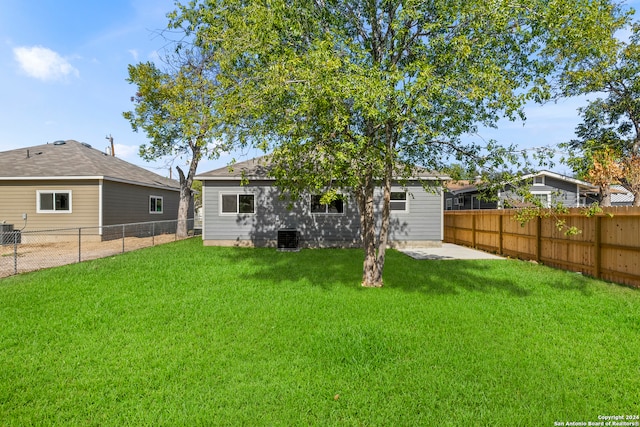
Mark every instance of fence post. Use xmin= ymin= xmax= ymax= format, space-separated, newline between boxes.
xmin=536 ymin=216 xmax=542 ymax=262
xmin=78 ymin=228 xmax=82 ymax=263
xmin=472 ymin=214 xmax=476 ymax=248
xmin=594 ymin=215 xmax=602 ymax=279
xmin=13 ymin=231 xmax=18 ymax=275
xmin=498 ymin=213 xmax=503 ymax=255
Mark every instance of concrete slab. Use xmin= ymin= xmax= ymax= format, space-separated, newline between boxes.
xmin=399 ymin=243 xmax=504 ymax=260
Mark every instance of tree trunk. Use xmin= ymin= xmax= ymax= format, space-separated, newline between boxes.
xmin=358 ymin=173 xmax=384 ymax=288
xmin=374 ymin=154 xmax=394 ymax=283
xmin=633 ymin=190 xmax=640 ymax=207
xmin=599 ymin=184 xmax=612 ymax=207
xmin=175 ymin=142 xmax=202 ymax=239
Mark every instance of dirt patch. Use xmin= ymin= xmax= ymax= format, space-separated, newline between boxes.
xmin=0 ymin=234 xmax=185 ymax=278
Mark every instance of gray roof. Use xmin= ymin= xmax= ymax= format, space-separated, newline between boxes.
xmin=195 ymin=155 xmax=448 ymax=181
xmin=195 ymin=156 xmax=273 ymax=180
xmin=0 ymin=140 xmax=180 ymax=191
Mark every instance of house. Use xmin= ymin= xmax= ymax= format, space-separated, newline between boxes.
xmin=444 ymin=171 xmax=599 ymax=210
xmin=611 ymin=184 xmax=635 ymax=206
xmin=0 ymin=140 xmax=188 ymax=241
xmin=195 ymin=157 xmax=448 ymax=248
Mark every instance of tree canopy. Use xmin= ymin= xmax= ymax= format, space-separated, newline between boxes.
xmin=561 ymin=23 xmax=640 ymax=206
xmin=124 ymin=47 xmax=227 ymax=237
xmin=170 ymin=0 xmax=629 ymax=286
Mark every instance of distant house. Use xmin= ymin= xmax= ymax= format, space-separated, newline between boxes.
xmin=611 ymin=184 xmax=635 ymax=206
xmin=444 ymin=171 xmax=599 ymax=210
xmin=0 ymin=140 xmax=188 ymax=241
xmin=195 ymin=157 xmax=448 ymax=248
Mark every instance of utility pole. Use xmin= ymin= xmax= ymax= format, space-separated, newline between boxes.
xmin=105 ymin=134 xmax=115 ymax=156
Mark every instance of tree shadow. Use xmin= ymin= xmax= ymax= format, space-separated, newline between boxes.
xmin=212 ymin=245 xmax=535 ymax=297
xmin=383 ymin=255 xmax=533 ymax=296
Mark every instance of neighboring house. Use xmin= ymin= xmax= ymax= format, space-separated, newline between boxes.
xmin=195 ymin=157 xmax=448 ymax=248
xmin=444 ymin=180 xmax=496 ymax=211
xmin=611 ymin=184 xmax=635 ymax=206
xmin=0 ymin=140 xmax=189 ymax=241
xmin=444 ymin=171 xmax=599 ymax=210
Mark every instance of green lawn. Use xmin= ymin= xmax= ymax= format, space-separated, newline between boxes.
xmin=0 ymin=238 xmax=638 ymax=426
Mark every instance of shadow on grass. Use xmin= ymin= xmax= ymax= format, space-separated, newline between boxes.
xmin=385 ymin=253 xmax=532 ymax=296
xmin=210 ymin=246 xmax=533 ymax=296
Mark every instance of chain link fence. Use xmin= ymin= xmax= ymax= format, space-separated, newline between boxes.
xmin=0 ymin=219 xmax=197 ymax=278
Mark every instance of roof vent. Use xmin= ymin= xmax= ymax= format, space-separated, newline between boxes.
xmin=80 ymin=142 xmax=92 ymax=148
xmin=52 ymin=140 xmax=66 ymax=146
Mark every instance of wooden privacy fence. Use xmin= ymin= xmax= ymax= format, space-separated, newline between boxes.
xmin=444 ymin=207 xmax=640 ymax=288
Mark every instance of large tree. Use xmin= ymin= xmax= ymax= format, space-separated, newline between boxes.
xmin=561 ymin=100 xmax=626 ymax=206
xmin=562 ymin=23 xmax=640 ymax=206
xmin=124 ymin=47 xmax=226 ymax=238
xmin=171 ymin=0 xmax=627 ymax=286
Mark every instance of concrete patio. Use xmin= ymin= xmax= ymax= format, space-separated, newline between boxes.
xmin=400 ymin=243 xmax=504 ymax=260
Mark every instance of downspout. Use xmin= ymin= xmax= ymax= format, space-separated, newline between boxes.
xmin=98 ymin=179 xmax=103 ymax=236
xmin=200 ymin=183 xmax=206 ymax=240
xmin=440 ymin=185 xmax=444 ymax=241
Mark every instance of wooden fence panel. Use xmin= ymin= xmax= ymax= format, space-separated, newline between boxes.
xmin=444 ymin=207 xmax=640 ymax=288
xmin=600 ymin=214 xmax=640 ymax=285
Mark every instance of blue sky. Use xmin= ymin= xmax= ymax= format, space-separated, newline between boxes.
xmin=0 ymin=1 xmax=637 ymax=178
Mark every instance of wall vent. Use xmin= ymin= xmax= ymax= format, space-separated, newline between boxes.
xmin=277 ymin=229 xmax=299 ymax=251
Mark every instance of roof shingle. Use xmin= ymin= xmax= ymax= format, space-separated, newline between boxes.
xmin=0 ymin=140 xmax=179 ymax=190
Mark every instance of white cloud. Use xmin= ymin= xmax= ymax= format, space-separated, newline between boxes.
xmin=128 ymin=49 xmax=139 ymax=61
xmin=13 ymin=46 xmax=79 ymax=82
xmin=113 ymin=143 xmax=139 ymax=159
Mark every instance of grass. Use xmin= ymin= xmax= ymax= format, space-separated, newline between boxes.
xmin=0 ymin=238 xmax=638 ymax=426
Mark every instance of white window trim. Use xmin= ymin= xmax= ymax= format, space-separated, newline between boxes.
xmin=36 ymin=190 xmax=72 ymax=213
xmin=310 ymin=194 xmax=346 ymax=215
xmin=471 ymin=195 xmax=480 ymax=210
xmin=219 ymin=192 xmax=256 ymax=215
xmin=446 ymin=198 xmax=453 ymax=210
xmin=390 ymin=190 xmax=409 ymax=213
xmin=533 ymin=175 xmax=545 ymax=186
xmin=530 ymin=191 xmax=551 ymax=208
xmin=149 ymin=195 xmax=164 ymax=214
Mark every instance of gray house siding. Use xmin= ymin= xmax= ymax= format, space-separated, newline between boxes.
xmin=202 ymin=180 xmax=442 ymax=247
xmin=383 ymin=183 xmax=443 ymax=242
xmin=102 ymin=180 xmax=182 ymax=226
xmin=529 ymin=176 xmax=577 ymax=206
xmin=501 ymin=176 xmax=592 ymax=207
xmin=445 ymin=173 xmax=599 ymax=210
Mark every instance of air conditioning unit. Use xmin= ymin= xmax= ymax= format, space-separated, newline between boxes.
xmin=277 ymin=229 xmax=299 ymax=251
xmin=0 ymin=224 xmax=20 ymax=245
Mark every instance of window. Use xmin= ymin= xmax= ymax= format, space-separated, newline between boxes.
xmin=531 ymin=192 xmax=551 ymax=208
xmin=150 ymin=196 xmax=163 ymax=214
xmin=221 ymin=194 xmax=255 ymax=214
xmin=390 ymin=191 xmax=408 ymax=212
xmin=533 ymin=175 xmax=545 ymax=186
xmin=37 ymin=190 xmax=71 ymax=213
xmin=311 ymin=195 xmax=344 ymax=214
xmin=446 ymin=198 xmax=453 ymax=210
